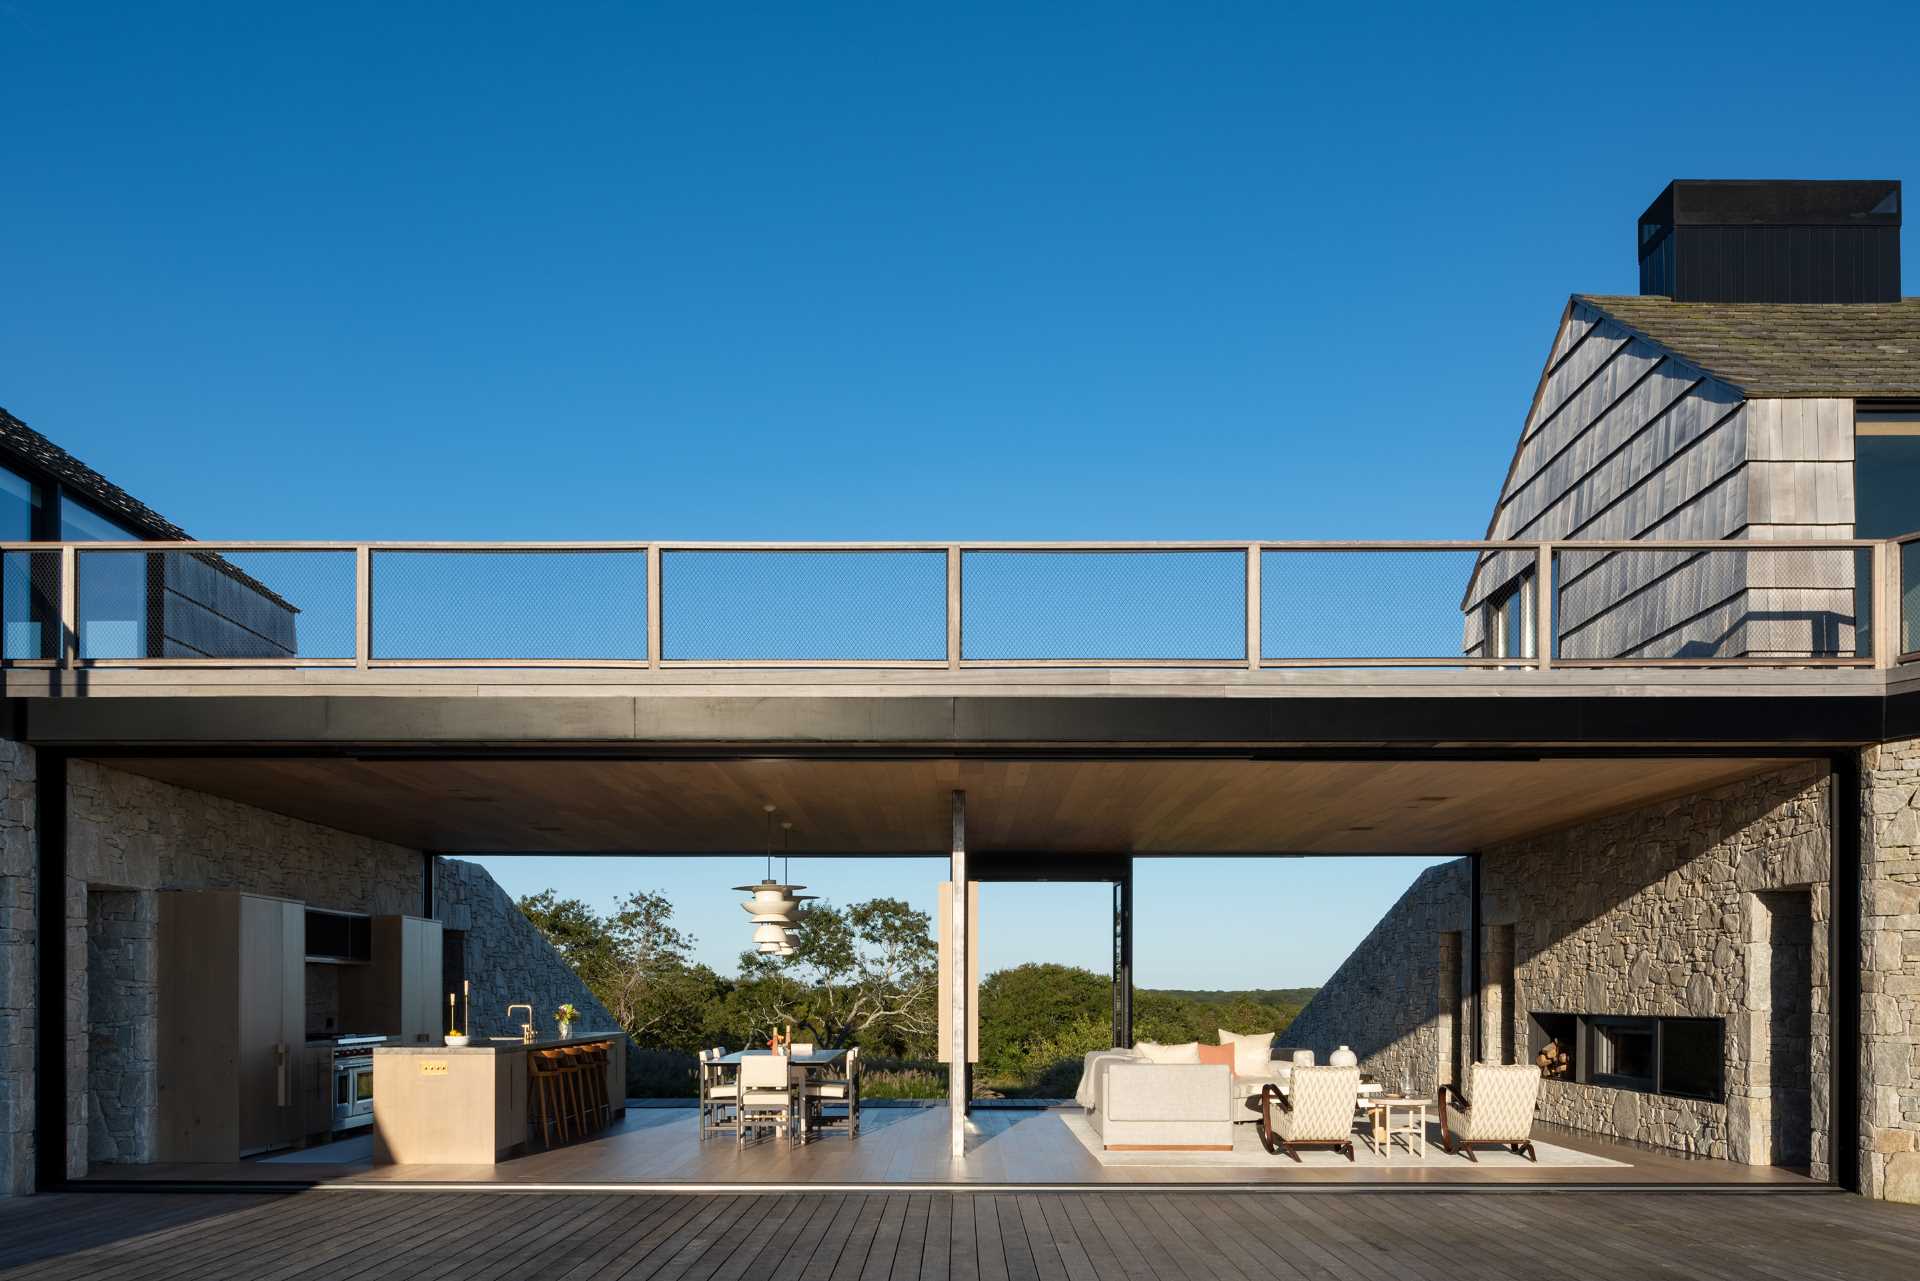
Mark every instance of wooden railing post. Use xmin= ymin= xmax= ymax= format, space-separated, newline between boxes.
xmin=646 ymin=545 xmax=663 ymax=668
xmin=354 ymin=546 xmax=372 ymax=670
xmin=1872 ymin=541 xmax=1899 ymax=669
xmin=58 ymin=545 xmax=77 ymax=667
xmin=1534 ymin=543 xmax=1554 ymax=670
xmin=947 ymin=546 xmax=962 ymax=669
xmin=1246 ymin=543 xmax=1262 ymax=670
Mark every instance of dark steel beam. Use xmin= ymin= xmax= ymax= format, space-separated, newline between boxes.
xmin=15 ymin=691 xmax=1891 ymax=752
xmin=34 ymin=750 xmax=67 ymax=1193
xmin=1831 ymin=752 xmax=1862 ymax=1194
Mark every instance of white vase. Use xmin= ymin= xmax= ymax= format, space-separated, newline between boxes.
xmin=557 ymin=1021 xmax=573 ymax=1040
xmin=1330 ymin=1045 xmax=1358 ymax=1068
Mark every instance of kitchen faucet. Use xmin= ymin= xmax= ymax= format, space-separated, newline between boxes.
xmin=506 ymin=1004 xmax=535 ymax=1043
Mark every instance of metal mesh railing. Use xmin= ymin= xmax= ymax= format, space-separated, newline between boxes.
xmin=1901 ymin=538 xmax=1920 ymax=661
xmin=961 ymin=549 xmax=1245 ymax=662
xmin=372 ymin=549 xmax=649 ymax=661
xmin=1553 ymin=545 xmax=1861 ymax=661
xmin=2 ymin=551 xmax=61 ymax=661
xmin=2 ymin=537 xmax=1901 ymax=671
xmin=73 ymin=548 xmax=355 ymax=661
xmin=661 ymin=549 xmax=946 ymax=662
xmin=1262 ymin=549 xmax=1485 ymax=662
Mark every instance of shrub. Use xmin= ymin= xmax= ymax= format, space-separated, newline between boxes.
xmin=626 ymin=1046 xmax=698 ymax=1098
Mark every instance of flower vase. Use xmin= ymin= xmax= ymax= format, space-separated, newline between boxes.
xmin=557 ymin=1021 xmax=573 ymax=1040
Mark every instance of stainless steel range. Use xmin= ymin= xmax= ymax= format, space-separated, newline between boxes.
xmin=325 ymin=1034 xmax=387 ymax=1131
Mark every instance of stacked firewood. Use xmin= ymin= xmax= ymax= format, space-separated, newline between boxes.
xmin=1535 ymin=1038 xmax=1571 ymax=1079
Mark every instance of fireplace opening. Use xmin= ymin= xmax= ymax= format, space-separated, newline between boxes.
xmin=1529 ymin=1011 xmax=1576 ymax=1079
xmin=1527 ymin=1012 xmax=1724 ymax=1100
xmin=1589 ymin=1017 xmax=1656 ymax=1090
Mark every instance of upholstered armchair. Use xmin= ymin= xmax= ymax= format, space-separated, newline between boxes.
xmin=1256 ymin=1066 xmax=1361 ymax=1161
xmin=1438 ymin=1062 xmax=1541 ymax=1161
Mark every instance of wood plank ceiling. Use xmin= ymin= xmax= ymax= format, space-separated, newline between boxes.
xmin=91 ymin=754 xmax=1801 ymax=857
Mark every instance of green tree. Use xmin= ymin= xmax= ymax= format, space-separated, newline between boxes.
xmin=977 ymin=963 xmax=1109 ymax=1075
xmin=515 ymin=887 xmax=699 ymax=1048
xmin=739 ymin=897 xmax=937 ymax=1050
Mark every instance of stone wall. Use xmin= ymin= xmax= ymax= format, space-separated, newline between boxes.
xmin=434 ymin=859 xmax=629 ymax=1080
xmin=1484 ymin=763 xmax=1831 ymax=1171
xmin=0 ymin=748 xmax=628 ymax=1192
xmin=61 ymin=760 xmax=427 ymax=1179
xmin=1283 ymin=763 xmax=1834 ymax=1174
xmin=1862 ymin=736 xmax=1920 ymax=1203
xmin=0 ymin=740 xmax=35 ymax=1196
xmin=85 ymin=889 xmax=155 ymax=1164
xmin=66 ymin=761 xmax=424 ymax=917
xmin=1283 ymin=860 xmax=1471 ymax=1100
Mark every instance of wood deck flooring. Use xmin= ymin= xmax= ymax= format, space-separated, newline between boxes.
xmin=80 ymin=1104 xmax=1816 ymax=1189
xmin=5 ymin=1185 xmax=1917 ymax=1281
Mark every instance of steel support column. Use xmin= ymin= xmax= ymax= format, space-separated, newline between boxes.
xmin=1469 ymin=852 xmax=1484 ymax=1069
xmin=34 ymin=750 xmax=67 ymax=1192
xmin=1831 ymin=752 xmax=1862 ymax=1193
xmin=1112 ymin=862 xmax=1134 ymax=1049
xmin=947 ymin=789 xmax=967 ymax=1160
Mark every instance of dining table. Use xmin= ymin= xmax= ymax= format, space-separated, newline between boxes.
xmin=713 ymin=1049 xmax=852 ymax=1138
xmin=715 ymin=1049 xmax=847 ymax=1068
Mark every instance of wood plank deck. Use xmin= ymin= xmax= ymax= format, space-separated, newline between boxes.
xmin=79 ymin=1105 xmax=1816 ymax=1189
xmin=5 ymin=1187 xmax=1918 ymax=1281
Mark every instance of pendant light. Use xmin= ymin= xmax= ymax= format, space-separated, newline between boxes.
xmin=733 ymin=804 xmax=811 ymax=956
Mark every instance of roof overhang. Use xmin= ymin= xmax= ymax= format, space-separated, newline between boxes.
xmin=86 ymin=752 xmax=1812 ymax=858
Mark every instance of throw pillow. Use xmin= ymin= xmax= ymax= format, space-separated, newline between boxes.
xmin=1195 ymin=1043 xmax=1235 ymax=1068
xmin=1218 ymin=1028 xmax=1275 ymax=1077
xmin=1134 ymin=1040 xmax=1202 ymax=1065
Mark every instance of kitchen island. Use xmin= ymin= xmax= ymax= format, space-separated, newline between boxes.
xmin=372 ymin=1033 xmax=627 ymax=1164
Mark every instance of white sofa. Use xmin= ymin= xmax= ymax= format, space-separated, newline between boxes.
xmin=1077 ymin=1048 xmax=1290 ymax=1149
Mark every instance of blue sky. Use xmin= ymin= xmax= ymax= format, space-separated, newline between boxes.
xmin=5 ymin=3 xmax=1916 ymax=982
xmin=465 ymin=854 xmax=1440 ymax=989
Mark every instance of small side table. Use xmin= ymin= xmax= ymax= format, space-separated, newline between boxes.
xmin=1364 ymin=1096 xmax=1428 ymax=1159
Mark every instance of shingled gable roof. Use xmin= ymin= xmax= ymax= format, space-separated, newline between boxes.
xmin=0 ymin=404 xmax=192 ymax=539
xmin=0 ymin=405 xmax=299 ymax=613
xmin=1575 ymin=294 xmax=1920 ymax=399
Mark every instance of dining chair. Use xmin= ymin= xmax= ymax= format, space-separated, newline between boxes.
xmin=699 ymin=1047 xmax=738 ymax=1139
xmin=803 ymin=1046 xmax=860 ymax=1137
xmin=789 ymin=1042 xmax=816 ymax=1055
xmin=737 ymin=1051 xmax=797 ymax=1146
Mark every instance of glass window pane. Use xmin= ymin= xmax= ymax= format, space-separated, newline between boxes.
xmin=1 ymin=468 xmax=48 ymax=658
xmin=0 ymin=467 xmax=38 ymax=542
xmin=1855 ymin=418 xmax=1920 ymax=539
xmin=60 ymin=497 xmax=140 ymax=542
xmin=1659 ymin=1019 xmax=1722 ymax=1100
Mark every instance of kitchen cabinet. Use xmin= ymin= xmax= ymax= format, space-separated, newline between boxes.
xmin=343 ymin=916 xmax=444 ymax=1044
xmin=299 ymin=1044 xmax=335 ymax=1140
xmin=155 ymin=891 xmax=306 ymax=1161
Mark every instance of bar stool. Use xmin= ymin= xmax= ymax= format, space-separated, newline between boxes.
xmin=574 ymin=1042 xmax=613 ymax=1131
xmin=530 ymin=1050 xmax=573 ymax=1148
xmin=556 ymin=1046 xmax=592 ymax=1136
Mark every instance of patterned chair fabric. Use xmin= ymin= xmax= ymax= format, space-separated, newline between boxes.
xmin=1440 ymin=1062 xmax=1540 ymax=1161
xmin=1257 ymin=1066 xmax=1360 ymax=1161
xmin=1273 ymin=1067 xmax=1361 ymax=1142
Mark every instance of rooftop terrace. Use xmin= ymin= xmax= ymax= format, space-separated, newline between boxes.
xmin=4 ymin=536 xmax=1915 ymax=678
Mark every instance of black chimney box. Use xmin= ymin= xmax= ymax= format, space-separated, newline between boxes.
xmin=1638 ymin=179 xmax=1900 ymax=303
